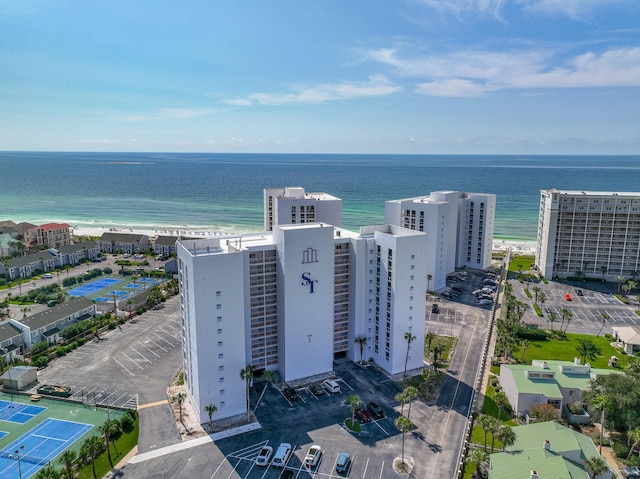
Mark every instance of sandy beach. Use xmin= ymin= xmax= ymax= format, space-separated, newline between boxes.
xmin=71 ymin=225 xmax=537 ymax=254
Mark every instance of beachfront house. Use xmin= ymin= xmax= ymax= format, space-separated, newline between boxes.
xmin=56 ymin=240 xmax=100 ymax=266
xmin=0 ymin=249 xmax=59 ymax=281
xmin=99 ymin=232 xmax=149 ymax=254
xmin=19 ymin=297 xmax=96 ymax=348
xmin=153 ymin=235 xmax=179 ymax=256
xmin=0 ymin=321 xmax=26 ymax=363
xmin=25 ymin=223 xmax=71 ymax=249
xmin=499 ymin=359 xmax=618 ymax=421
xmin=488 ymin=421 xmax=612 ymax=479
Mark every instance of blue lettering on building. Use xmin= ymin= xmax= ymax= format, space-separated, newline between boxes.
xmin=301 ymin=272 xmax=318 ymax=294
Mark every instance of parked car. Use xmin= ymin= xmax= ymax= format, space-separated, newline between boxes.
xmin=431 ymin=304 xmax=440 ymax=314
xmin=309 ymin=383 xmax=325 ymax=396
xmin=622 ymin=466 xmax=640 ymax=478
xmin=575 ymin=289 xmax=583 ymax=296
xmin=564 ymin=293 xmax=572 ymax=301
xmin=255 ymin=445 xmax=273 ymax=466
xmin=367 ymin=401 xmax=385 ymax=419
xmin=322 ymin=379 xmax=341 ymax=393
xmin=482 ymin=287 xmax=495 ymax=294
xmin=478 ymin=299 xmax=492 ymax=306
xmin=90 ymin=257 xmax=102 ymax=262
xmin=452 ymin=286 xmax=463 ymax=293
xmin=272 ymin=443 xmax=292 ymax=468
xmin=304 ymin=445 xmax=322 ymax=467
xmin=336 ymin=452 xmax=352 ymax=474
xmin=283 ymin=388 xmax=300 ymax=402
xmin=354 ymin=407 xmax=372 ymax=423
xmin=41 ymin=273 xmax=53 ymax=279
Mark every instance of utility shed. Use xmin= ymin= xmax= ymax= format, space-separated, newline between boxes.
xmin=1 ymin=366 xmax=38 ymax=390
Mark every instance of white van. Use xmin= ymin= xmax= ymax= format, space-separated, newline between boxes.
xmin=272 ymin=443 xmax=292 ymax=468
xmin=323 ymin=379 xmax=341 ymax=393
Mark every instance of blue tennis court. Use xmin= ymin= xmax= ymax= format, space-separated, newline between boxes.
xmin=68 ymin=278 xmax=121 ymax=297
xmin=0 ymin=418 xmax=92 ymax=479
xmin=0 ymin=402 xmax=45 ymax=424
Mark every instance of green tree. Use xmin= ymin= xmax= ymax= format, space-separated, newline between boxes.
xmin=494 ymin=391 xmax=510 ymax=421
xmin=354 ymin=336 xmax=367 ymax=365
xmin=403 ymin=385 xmax=419 ymax=421
xmin=346 ymin=394 xmax=361 ymax=429
xmin=98 ymin=420 xmax=116 ymax=467
xmin=547 ymin=311 xmax=557 ymax=330
xmin=519 ymin=339 xmax=530 ymax=362
xmin=496 ymin=425 xmax=516 ymax=451
xmin=240 ymin=364 xmax=255 ymax=422
xmin=488 ymin=416 xmax=501 ymax=453
xmin=616 ymin=275 xmax=626 ymax=294
xmin=560 ymin=308 xmax=573 ymax=332
xmin=425 ymin=331 xmax=436 ymax=358
xmin=432 ymin=343 xmax=446 ymax=370
xmin=576 ymin=339 xmax=601 ymax=366
xmin=600 ymin=265 xmax=607 ymax=283
xmin=590 ymin=394 xmax=611 ymax=454
xmin=529 ymin=403 xmax=558 ymax=422
xmin=403 ymin=332 xmax=416 ymax=381
xmin=597 ymin=313 xmax=609 ymax=337
xmin=80 ymin=435 xmax=104 ymax=479
xmin=58 ymin=444 xmax=77 ymax=479
xmin=395 ymin=415 xmax=413 ymax=472
xmin=171 ymin=392 xmax=186 ymax=423
xmin=626 ymin=427 xmax=640 ymax=460
xmin=584 ymin=455 xmax=608 ymax=479
xmin=532 ymin=286 xmax=541 ymax=306
xmin=476 ymin=414 xmax=492 ymax=451
xmin=464 ymin=448 xmax=489 ymax=478
xmin=34 ymin=465 xmax=61 ymax=479
xmin=204 ymin=403 xmax=217 ymax=431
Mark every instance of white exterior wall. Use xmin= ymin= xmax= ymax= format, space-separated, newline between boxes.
xmin=264 ymin=187 xmax=342 ymax=231
xmin=178 ymin=240 xmax=247 ymax=422
xmin=274 ymin=224 xmax=335 ymax=381
xmin=456 ymin=192 xmax=496 ymax=270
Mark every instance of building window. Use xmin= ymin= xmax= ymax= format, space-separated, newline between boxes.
xmin=220 ymin=389 xmax=225 ymax=395
xmin=217 ymin=328 xmax=223 ymax=334
xmin=410 ymin=265 xmax=415 ymax=270
xmin=411 ymin=254 xmax=415 ymax=259
xmin=218 ymin=353 xmax=223 ymax=359
xmin=216 ymin=304 xmax=222 ymax=310
xmin=218 ymin=365 xmax=224 ymax=371
xmin=217 ymin=316 xmax=222 ymax=322
xmin=220 ymin=401 xmax=225 ymax=407
xmin=219 ymin=377 xmax=224 ymax=383
xmin=216 ymin=291 xmax=221 ymax=297
xmin=217 ymin=341 xmax=223 ymax=347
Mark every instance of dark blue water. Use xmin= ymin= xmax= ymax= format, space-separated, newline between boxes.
xmin=1 ymin=151 xmax=639 ymax=241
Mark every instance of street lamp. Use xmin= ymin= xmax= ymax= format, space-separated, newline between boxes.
xmin=9 ymin=445 xmax=24 ymax=479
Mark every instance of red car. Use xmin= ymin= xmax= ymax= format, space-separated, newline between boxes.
xmin=564 ymin=293 xmax=572 ymax=301
xmin=354 ymin=407 xmax=372 ymax=423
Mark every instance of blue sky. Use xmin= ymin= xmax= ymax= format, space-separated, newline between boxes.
xmin=1 ymin=0 xmax=639 ymax=154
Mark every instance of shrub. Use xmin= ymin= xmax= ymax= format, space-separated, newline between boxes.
xmin=612 ymin=441 xmax=630 ymax=458
xmin=56 ymin=346 xmax=67 ymax=357
xmin=108 ymin=321 xmax=116 ymax=330
xmin=532 ymin=304 xmax=543 ymax=316
xmin=524 ymin=288 xmax=532 ymax=298
xmin=517 ymin=329 xmax=548 ymax=341
xmin=103 ymin=267 xmax=112 ymax=274
xmin=540 ymin=275 xmax=548 ymax=284
xmin=32 ymin=356 xmax=48 ymax=368
xmin=31 ymin=341 xmax=49 ymax=356
xmin=120 ymin=413 xmax=134 ymax=432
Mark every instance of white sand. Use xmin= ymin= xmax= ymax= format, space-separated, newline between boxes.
xmin=71 ymin=225 xmax=537 ymax=253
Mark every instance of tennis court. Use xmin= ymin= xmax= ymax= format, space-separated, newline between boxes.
xmin=0 ymin=418 xmax=92 ymax=479
xmin=0 ymin=401 xmax=45 ymax=425
xmin=68 ymin=278 xmax=121 ymax=297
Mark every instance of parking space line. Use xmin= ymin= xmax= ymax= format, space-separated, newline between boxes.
xmin=362 ymin=457 xmax=369 ymax=478
xmin=121 ymin=352 xmax=144 ymax=369
xmin=113 ymin=357 xmax=135 ymax=376
xmin=371 ymin=419 xmax=389 ymax=436
xmin=145 ymin=336 xmax=168 ymax=352
xmin=130 ymin=346 xmax=152 ymax=363
xmin=153 ymin=331 xmax=175 ymax=347
xmin=138 ymin=340 xmax=161 ymax=358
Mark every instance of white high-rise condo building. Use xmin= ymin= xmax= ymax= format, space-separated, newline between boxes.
xmin=385 ymin=191 xmax=496 ymax=291
xmin=264 ymin=186 xmax=343 ymax=231
xmin=177 ymin=222 xmax=427 ymax=423
xmin=536 ymin=189 xmax=640 ymax=281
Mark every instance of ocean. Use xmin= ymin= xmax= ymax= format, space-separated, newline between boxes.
xmin=2 ymin=151 xmax=640 ymax=242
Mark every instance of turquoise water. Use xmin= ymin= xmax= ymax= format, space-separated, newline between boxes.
xmin=2 ymin=152 xmax=639 ymax=241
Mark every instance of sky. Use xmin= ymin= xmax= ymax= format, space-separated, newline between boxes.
xmin=1 ymin=0 xmax=639 ymax=154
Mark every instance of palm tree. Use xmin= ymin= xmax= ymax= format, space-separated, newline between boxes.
xmin=254 ymin=369 xmax=275 ymax=411
xmin=562 ymin=308 xmax=573 ymax=332
xmin=616 ymin=275 xmax=625 ymax=294
xmin=346 ymin=394 xmax=361 ymax=428
xmin=624 ymin=280 xmax=637 ymax=297
xmin=532 ymin=286 xmax=541 ymax=306
xmin=600 ymin=265 xmax=607 ymax=283
xmin=354 ymin=337 xmax=367 ymax=364
xmin=425 ymin=331 xmax=436 ymax=359
xmin=403 ymin=385 xmax=419 ymax=420
xmin=403 ymin=332 xmax=416 ymax=381
xmin=426 ymin=274 xmax=432 ymax=295
xmin=626 ymin=427 xmax=640 ymax=460
xmin=432 ymin=343 xmax=446 ymax=370
xmin=395 ymin=389 xmax=410 ymax=416
xmin=464 ymin=448 xmax=489 ymax=478
xmin=547 ymin=311 xmax=557 ymax=330
xmin=576 ymin=339 xmax=601 ymax=366
xmin=476 ymin=414 xmax=492 ymax=451
xmin=80 ymin=435 xmax=104 ymax=479
xmin=488 ymin=416 xmax=502 ymax=453
xmin=597 ymin=313 xmax=610 ymax=337
xmin=34 ymin=465 xmax=61 ymax=479
xmin=58 ymin=449 xmax=77 ymax=479
xmin=496 ymin=425 xmax=516 ymax=451
xmin=539 ymin=291 xmax=547 ymax=311
xmin=204 ymin=403 xmax=217 ymax=431
xmin=98 ymin=420 xmax=115 ymax=467
xmin=126 ymin=298 xmax=133 ymax=317
xmin=240 ymin=364 xmax=255 ymax=422
xmin=171 ymin=392 xmax=186 ymax=423
xmin=584 ymin=455 xmax=608 ymax=479
xmin=519 ymin=339 xmax=530 ymax=362
xmin=590 ymin=395 xmax=610 ymax=454
xmin=395 ymin=416 xmax=413 ymax=471
xmin=494 ymin=391 xmax=509 ymax=421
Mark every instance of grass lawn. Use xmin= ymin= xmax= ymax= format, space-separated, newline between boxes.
xmin=517 ymin=332 xmax=629 ymax=370
xmin=509 ymin=255 xmax=535 ymax=273
xmin=78 ymin=419 xmax=139 ymax=479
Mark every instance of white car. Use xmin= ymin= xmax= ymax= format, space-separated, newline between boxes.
xmin=41 ymin=273 xmax=53 ymax=279
xmin=255 ymin=445 xmax=273 ymax=466
xmin=304 ymin=445 xmax=322 ymax=467
xmin=478 ymin=299 xmax=493 ymax=306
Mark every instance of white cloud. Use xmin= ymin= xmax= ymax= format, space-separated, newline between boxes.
xmin=367 ymin=46 xmax=640 ymax=97
xmin=223 ymin=74 xmax=401 ymax=106
xmin=116 ymin=108 xmax=215 ymax=122
xmin=519 ymin=0 xmax=624 ymax=20
xmin=412 ymin=0 xmax=506 ymax=19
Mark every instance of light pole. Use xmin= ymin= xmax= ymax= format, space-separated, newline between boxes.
xmin=9 ymin=445 xmax=24 ymax=479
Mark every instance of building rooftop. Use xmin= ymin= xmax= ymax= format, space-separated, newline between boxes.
xmin=545 ymin=188 xmax=640 ymax=197
xmin=20 ymin=297 xmax=94 ymax=331
xmin=0 ymin=322 xmax=23 ymax=342
xmin=99 ymin=232 xmax=148 ymax=243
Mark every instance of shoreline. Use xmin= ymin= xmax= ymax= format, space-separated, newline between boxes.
xmin=70 ymin=224 xmax=537 ymax=254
